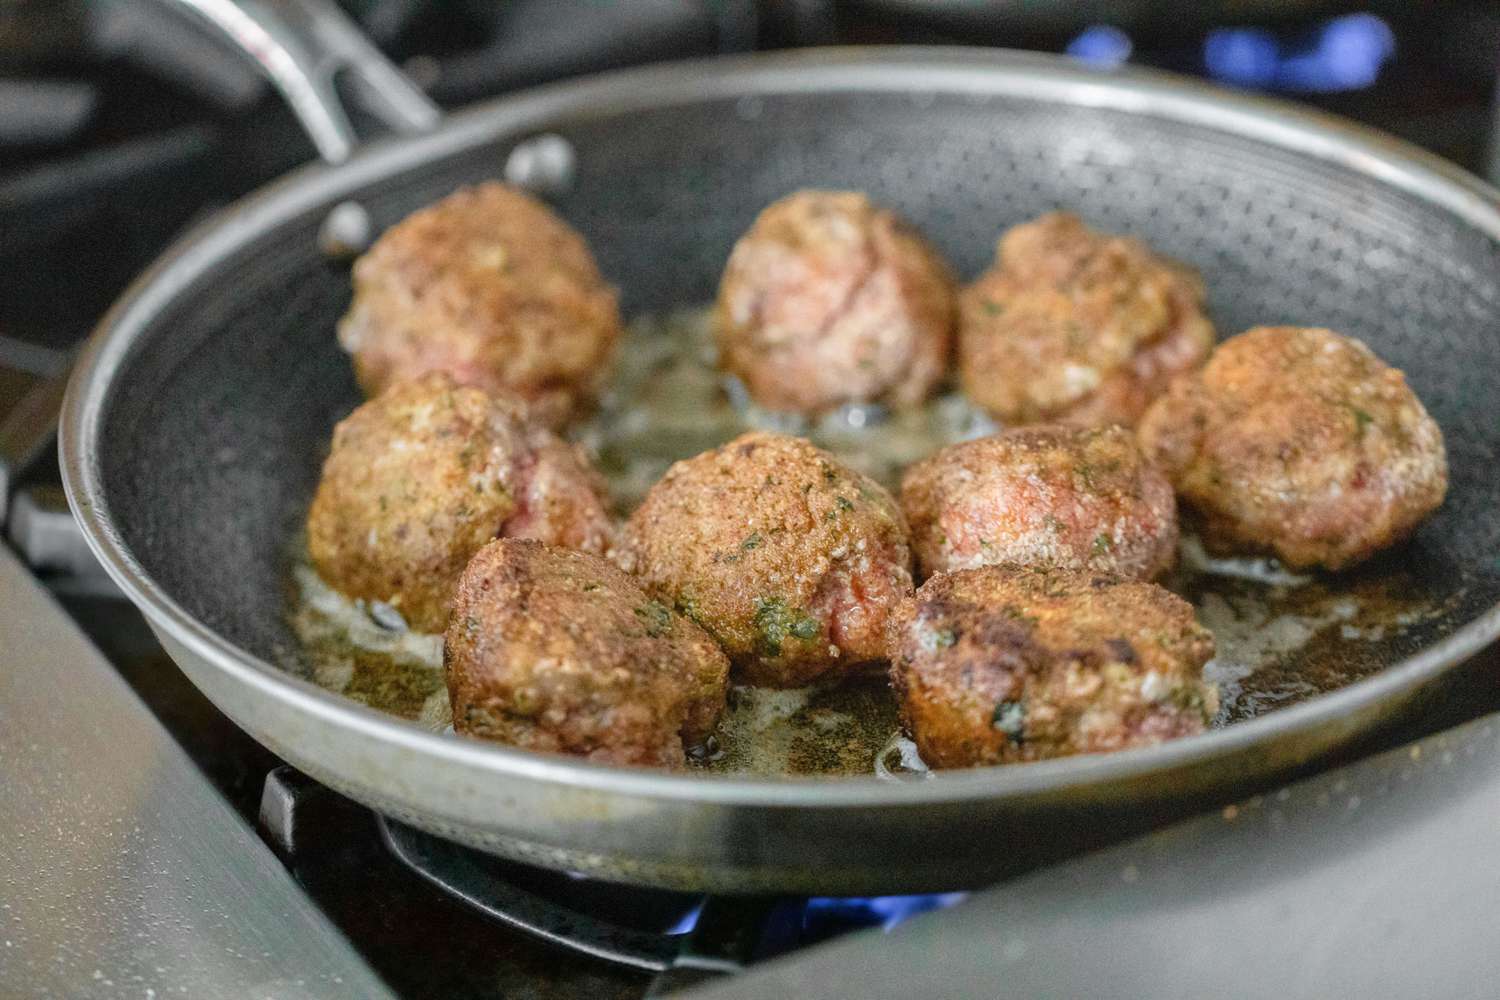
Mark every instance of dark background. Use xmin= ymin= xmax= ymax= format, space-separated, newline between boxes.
xmin=2 ymin=0 xmax=1498 ymax=379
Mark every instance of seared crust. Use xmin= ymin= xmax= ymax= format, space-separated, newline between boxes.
xmin=338 ymin=183 xmax=621 ymax=427
xmin=901 ymin=425 xmax=1177 ymax=581
xmin=888 ymin=565 xmax=1217 ymax=768
xmin=958 ymin=212 xmax=1214 ymax=427
xmin=620 ymin=431 xmax=915 ymax=687
xmin=716 ymin=190 xmax=956 ymax=415
xmin=1138 ymin=326 xmax=1448 ymax=570
xmin=306 ymin=374 xmax=615 ymax=632
xmin=445 ymin=540 xmax=729 ymax=768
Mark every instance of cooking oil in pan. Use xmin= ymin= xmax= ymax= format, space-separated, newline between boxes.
xmin=288 ymin=559 xmax=901 ymax=775
xmin=285 ymin=307 xmax=1455 ymax=777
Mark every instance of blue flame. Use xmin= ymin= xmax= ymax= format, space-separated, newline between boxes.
xmin=668 ymin=893 xmax=967 ymax=941
xmin=1203 ymin=26 xmax=1280 ymax=88
xmin=1066 ymin=25 xmax=1134 ymax=68
xmin=668 ymin=893 xmax=969 ymax=955
xmin=1204 ymin=13 xmax=1395 ymax=94
xmin=667 ymin=900 xmax=705 ymax=936
xmin=803 ymin=893 xmax=969 ymax=932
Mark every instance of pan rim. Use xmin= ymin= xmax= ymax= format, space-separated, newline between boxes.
xmin=60 ymin=45 xmax=1500 ymax=809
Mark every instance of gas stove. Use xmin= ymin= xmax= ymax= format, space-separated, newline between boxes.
xmin=5 ymin=4 xmax=1500 ymax=997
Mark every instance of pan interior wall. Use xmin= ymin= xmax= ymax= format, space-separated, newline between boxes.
xmin=97 ymin=87 xmax=1500 ymax=676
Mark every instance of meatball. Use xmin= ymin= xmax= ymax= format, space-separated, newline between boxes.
xmin=1138 ymin=326 xmax=1448 ymax=570
xmin=888 ymin=565 xmax=1217 ymax=769
xmin=306 ymin=373 xmax=616 ymax=633
xmin=445 ymin=539 xmax=729 ymax=768
xmin=715 ymin=190 xmax=956 ymax=416
xmin=901 ymin=425 xmax=1177 ymax=581
xmin=958 ymin=212 xmax=1214 ymax=427
xmin=620 ymin=431 xmax=914 ymax=687
xmin=337 ymin=182 xmax=621 ymax=427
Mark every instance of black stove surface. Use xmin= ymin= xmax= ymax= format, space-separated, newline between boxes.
xmin=8 ymin=3 xmax=1500 ymax=996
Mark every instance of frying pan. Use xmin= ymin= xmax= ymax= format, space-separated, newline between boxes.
xmin=60 ymin=0 xmax=1500 ymax=894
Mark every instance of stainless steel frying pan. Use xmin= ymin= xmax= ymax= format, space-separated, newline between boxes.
xmin=60 ymin=0 xmax=1500 ymax=894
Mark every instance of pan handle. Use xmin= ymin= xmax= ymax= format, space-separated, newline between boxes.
xmin=163 ymin=0 xmax=440 ymax=163
xmin=5 ymin=0 xmax=438 ymax=558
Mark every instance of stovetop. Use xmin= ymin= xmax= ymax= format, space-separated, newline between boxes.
xmin=6 ymin=3 xmax=1500 ymax=997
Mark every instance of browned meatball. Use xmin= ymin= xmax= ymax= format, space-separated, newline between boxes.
xmin=337 ymin=183 xmax=621 ymax=427
xmin=888 ymin=565 xmax=1216 ymax=769
xmin=445 ymin=539 xmax=729 ymax=768
xmin=1138 ymin=326 xmax=1448 ymax=570
xmin=901 ymin=425 xmax=1177 ymax=581
xmin=715 ymin=190 xmax=956 ymax=416
xmin=620 ymin=431 xmax=914 ymax=687
xmin=959 ymin=212 xmax=1214 ymax=427
xmin=306 ymin=374 xmax=615 ymax=633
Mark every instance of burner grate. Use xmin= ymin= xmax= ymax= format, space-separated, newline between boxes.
xmin=371 ymin=797 xmax=969 ymax=984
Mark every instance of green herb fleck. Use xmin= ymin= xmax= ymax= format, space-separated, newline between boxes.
xmin=753 ymin=597 xmax=820 ymax=657
xmin=741 ymin=532 xmax=763 ymax=551
xmin=790 ymin=618 xmax=820 ymax=640
xmin=835 ymin=496 xmax=856 ymax=513
xmin=999 ymin=605 xmax=1040 ymax=629
xmin=980 ymin=298 xmax=1004 ymax=316
xmin=634 ymin=600 xmax=674 ymax=638
xmin=1093 ymin=533 xmax=1113 ymax=554
xmin=921 ymin=627 xmax=958 ymax=651
xmin=1350 ymin=406 xmax=1374 ymax=438
xmin=674 ymin=593 xmax=704 ymax=626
